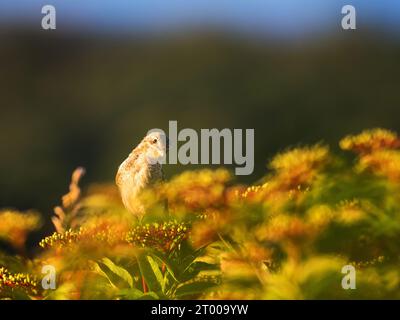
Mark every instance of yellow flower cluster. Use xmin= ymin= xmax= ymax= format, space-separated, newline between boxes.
xmin=307 ymin=201 xmax=366 ymax=228
xmin=350 ymin=256 xmax=385 ymax=269
xmin=39 ymin=228 xmax=83 ymax=249
xmin=39 ymin=226 xmax=130 ymax=250
xmin=256 ymin=214 xmax=311 ymax=243
xmin=358 ymin=150 xmax=400 ymax=182
xmin=340 ymin=128 xmax=400 ymax=154
xmin=0 ymin=267 xmax=38 ymax=294
xmin=189 ymin=209 xmax=234 ymax=249
xmin=240 ymin=184 xmax=265 ymax=199
xmin=40 ymin=220 xmax=189 ymax=253
xmin=239 ymin=146 xmax=328 ymax=210
xmin=126 ymin=221 xmax=188 ymax=252
xmin=269 ymin=145 xmax=329 ymax=188
xmin=340 ymin=129 xmax=400 ymax=181
xmin=220 ymin=252 xmax=259 ymax=279
xmin=257 ymin=201 xmax=364 ymax=244
xmin=86 ymin=225 xmax=127 ymax=244
xmin=0 ymin=210 xmax=41 ymax=249
xmin=336 ymin=200 xmax=366 ymax=224
xmin=162 ymin=169 xmax=231 ymax=211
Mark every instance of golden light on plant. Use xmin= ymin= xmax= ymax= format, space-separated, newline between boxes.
xmin=1 ymin=128 xmax=400 ymax=300
xmin=0 ymin=267 xmax=38 ymax=296
xmin=340 ymin=128 xmax=400 ymax=154
xmin=0 ymin=210 xmax=41 ymax=250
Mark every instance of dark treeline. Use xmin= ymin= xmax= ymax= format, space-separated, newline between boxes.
xmin=1 ymin=29 xmax=399 ymax=216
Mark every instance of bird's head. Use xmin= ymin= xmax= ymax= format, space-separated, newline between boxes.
xmin=142 ymin=131 xmax=169 ymax=164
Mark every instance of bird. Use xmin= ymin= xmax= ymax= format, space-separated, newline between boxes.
xmin=116 ymin=131 xmax=169 ymax=217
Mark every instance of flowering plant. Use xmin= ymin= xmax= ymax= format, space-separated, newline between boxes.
xmin=1 ymin=128 xmax=400 ymax=300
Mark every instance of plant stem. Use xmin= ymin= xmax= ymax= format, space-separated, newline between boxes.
xmin=142 ymin=276 xmax=148 ymax=293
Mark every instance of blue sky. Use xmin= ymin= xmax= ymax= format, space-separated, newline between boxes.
xmin=0 ymin=0 xmax=399 ymax=37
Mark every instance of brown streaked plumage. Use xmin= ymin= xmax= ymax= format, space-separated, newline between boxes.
xmin=116 ymin=132 xmax=168 ymax=217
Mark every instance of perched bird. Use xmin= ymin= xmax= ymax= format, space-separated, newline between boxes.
xmin=116 ymin=131 xmax=169 ymax=217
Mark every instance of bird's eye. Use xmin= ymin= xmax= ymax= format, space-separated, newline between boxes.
xmin=152 ymin=138 xmax=158 ymax=144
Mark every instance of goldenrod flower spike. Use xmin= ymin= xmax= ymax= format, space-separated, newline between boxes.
xmin=0 ymin=267 xmax=38 ymax=294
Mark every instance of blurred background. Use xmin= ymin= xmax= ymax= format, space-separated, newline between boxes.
xmin=0 ymin=0 xmax=399 ymax=217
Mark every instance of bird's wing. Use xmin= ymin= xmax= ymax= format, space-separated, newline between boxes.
xmin=115 ymin=169 xmax=123 ymax=188
xmin=115 ymin=150 xmax=140 ymax=188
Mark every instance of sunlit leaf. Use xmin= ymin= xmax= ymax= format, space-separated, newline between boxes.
xmin=100 ymin=258 xmax=134 ymax=288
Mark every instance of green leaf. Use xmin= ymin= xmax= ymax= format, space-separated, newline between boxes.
xmin=92 ymin=262 xmax=117 ymax=289
xmin=147 ymin=255 xmax=165 ymax=292
xmin=100 ymin=258 xmax=134 ymax=288
xmin=137 ymin=253 xmax=163 ymax=293
xmin=175 ymin=281 xmax=217 ymax=298
xmin=138 ymin=291 xmax=160 ymax=300
xmin=190 ymin=261 xmax=218 ymax=272
xmin=180 ymin=261 xmax=218 ymax=282
xmin=150 ymin=251 xmax=179 ymax=283
xmin=118 ymin=288 xmax=145 ymax=300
